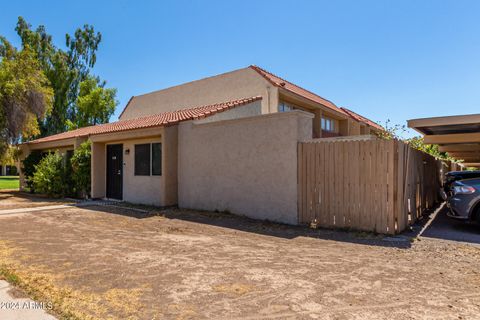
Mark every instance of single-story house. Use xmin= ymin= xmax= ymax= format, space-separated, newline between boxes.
xmin=19 ymin=66 xmax=382 ymax=224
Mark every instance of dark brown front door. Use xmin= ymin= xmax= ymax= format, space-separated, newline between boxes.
xmin=106 ymin=144 xmax=123 ymax=200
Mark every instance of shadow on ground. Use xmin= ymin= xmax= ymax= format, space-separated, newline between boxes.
xmin=81 ymin=203 xmax=414 ymax=249
xmin=0 ymin=191 xmax=60 ymax=202
xmin=11 ymin=190 xmax=479 ymax=249
xmin=419 ymin=204 xmax=480 ymax=245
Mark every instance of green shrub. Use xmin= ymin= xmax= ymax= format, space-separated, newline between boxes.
xmin=21 ymin=151 xmax=44 ymax=192
xmin=71 ymin=140 xmax=91 ymax=198
xmin=63 ymin=150 xmax=74 ymax=197
xmin=32 ymin=152 xmax=66 ymax=197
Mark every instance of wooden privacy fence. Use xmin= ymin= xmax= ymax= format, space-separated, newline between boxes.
xmin=298 ymin=138 xmax=445 ymax=234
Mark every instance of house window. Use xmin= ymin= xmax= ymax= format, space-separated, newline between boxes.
xmin=134 ymin=143 xmax=162 ymax=176
xmin=278 ymin=101 xmax=300 ymax=112
xmin=135 ymin=144 xmax=151 ymax=176
xmin=152 ymin=143 xmax=162 ymax=176
xmin=321 ymin=117 xmax=336 ymax=132
xmin=278 ymin=102 xmax=291 ymax=112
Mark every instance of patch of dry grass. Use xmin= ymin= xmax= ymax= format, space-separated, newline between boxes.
xmin=213 ymin=283 xmax=254 ymax=296
xmin=0 ymin=240 xmax=146 ymax=320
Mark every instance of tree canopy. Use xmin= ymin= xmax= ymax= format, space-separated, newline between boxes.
xmin=13 ymin=16 xmax=117 ymax=136
xmin=0 ymin=17 xmax=118 ymax=160
xmin=0 ymin=37 xmax=53 ymax=154
xmin=71 ymin=76 xmax=117 ymax=129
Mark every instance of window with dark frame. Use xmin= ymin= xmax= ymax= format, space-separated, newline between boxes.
xmin=152 ymin=143 xmax=162 ymax=176
xmin=134 ymin=144 xmax=150 ymax=176
xmin=321 ymin=117 xmax=335 ymax=132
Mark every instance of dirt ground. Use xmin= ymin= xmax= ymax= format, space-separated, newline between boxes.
xmin=0 ymin=191 xmax=480 ymax=320
xmin=0 ymin=191 xmax=73 ymax=210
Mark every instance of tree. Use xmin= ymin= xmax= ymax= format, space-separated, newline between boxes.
xmin=73 ymin=76 xmax=117 ymax=128
xmin=13 ymin=17 xmax=106 ymax=136
xmin=0 ymin=37 xmax=53 ymax=154
xmin=374 ymin=119 xmax=407 ymax=140
xmin=376 ymin=120 xmax=456 ymax=162
xmin=405 ymin=136 xmax=450 ymax=160
xmin=0 ymin=144 xmax=18 ymax=166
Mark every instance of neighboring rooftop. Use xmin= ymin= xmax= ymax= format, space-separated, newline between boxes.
xmin=249 ymin=65 xmax=346 ymax=116
xmin=249 ymin=65 xmax=382 ymax=130
xmin=408 ymin=113 xmax=480 ymax=166
xmin=341 ymin=107 xmax=384 ymax=131
xmin=27 ymin=96 xmax=262 ymax=144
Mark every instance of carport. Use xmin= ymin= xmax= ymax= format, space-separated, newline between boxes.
xmin=407 ymin=113 xmax=480 ymax=168
xmin=408 ymin=113 xmax=480 ymax=245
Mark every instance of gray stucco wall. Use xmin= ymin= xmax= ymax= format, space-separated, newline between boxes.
xmin=178 ymin=110 xmax=314 ymax=225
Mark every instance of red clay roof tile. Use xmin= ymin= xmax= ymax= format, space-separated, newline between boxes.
xmin=249 ymin=65 xmax=347 ymax=116
xmin=340 ymin=107 xmax=384 ymax=131
xmin=27 ymin=96 xmax=262 ymax=144
xmin=250 ymin=65 xmax=384 ymax=131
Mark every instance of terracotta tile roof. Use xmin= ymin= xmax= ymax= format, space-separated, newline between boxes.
xmin=249 ymin=65 xmax=348 ymax=116
xmin=27 ymin=96 xmax=262 ymax=144
xmin=249 ymin=65 xmax=385 ymax=131
xmin=340 ymin=107 xmax=384 ymax=131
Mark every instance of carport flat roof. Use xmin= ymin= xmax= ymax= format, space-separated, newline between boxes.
xmin=407 ymin=113 xmax=480 ymax=165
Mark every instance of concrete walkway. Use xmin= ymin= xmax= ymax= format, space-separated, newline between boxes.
xmin=0 ymin=280 xmax=56 ymax=320
xmin=0 ymin=200 xmax=118 ymax=217
xmin=0 ymin=204 xmax=76 ymax=216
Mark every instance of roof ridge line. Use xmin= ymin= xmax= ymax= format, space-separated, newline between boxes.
xmin=340 ymin=106 xmax=383 ymax=130
xmin=249 ymin=65 xmax=339 ymax=109
xmin=116 ymin=96 xmax=262 ymax=123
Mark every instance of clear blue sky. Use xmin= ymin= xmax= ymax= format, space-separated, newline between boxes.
xmin=1 ymin=0 xmax=479 ymax=137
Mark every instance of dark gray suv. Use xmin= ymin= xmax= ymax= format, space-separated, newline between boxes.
xmin=447 ymin=178 xmax=480 ymax=223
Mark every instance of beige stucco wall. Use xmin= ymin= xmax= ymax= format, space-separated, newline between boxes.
xmin=194 ymin=100 xmax=262 ymax=124
xmin=90 ymin=127 xmax=177 ymax=207
xmin=120 ymin=137 xmax=162 ymax=206
xmin=360 ymin=126 xmax=371 ymax=135
xmin=178 ymin=110 xmax=314 ymax=225
xmin=349 ymin=121 xmax=361 ymax=136
xmin=161 ymin=125 xmax=178 ymax=206
xmin=120 ymin=67 xmax=278 ymax=120
xmin=91 ymin=138 xmax=162 ymax=205
xmin=91 ymin=141 xmax=106 ymax=198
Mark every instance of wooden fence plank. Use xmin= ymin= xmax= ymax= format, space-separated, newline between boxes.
xmin=298 ymin=143 xmax=303 ymax=223
xmin=319 ymin=142 xmax=326 ymax=226
xmin=353 ymin=140 xmax=360 ymax=229
xmin=328 ymin=142 xmax=335 ymax=227
xmin=396 ymin=142 xmax=406 ymax=232
xmin=297 ymin=138 xmax=443 ymax=234
xmin=314 ymin=142 xmax=321 ymax=222
xmin=304 ymin=142 xmax=308 ymax=223
xmin=345 ymin=141 xmax=352 ymax=228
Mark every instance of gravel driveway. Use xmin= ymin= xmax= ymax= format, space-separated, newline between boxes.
xmin=0 ymin=191 xmax=479 ymax=319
